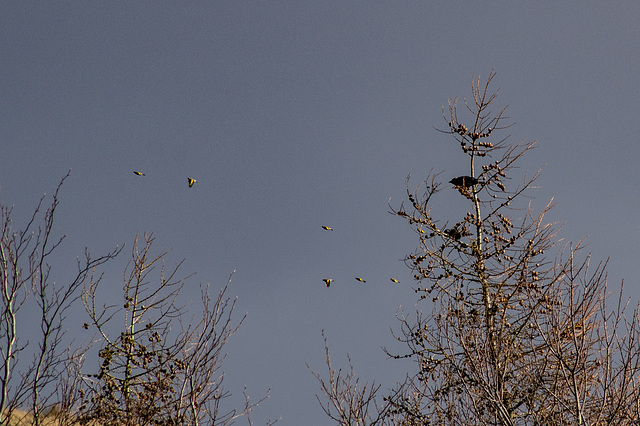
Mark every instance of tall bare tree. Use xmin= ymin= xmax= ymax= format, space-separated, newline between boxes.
xmin=314 ymin=71 xmax=640 ymax=425
xmin=1 ymin=171 xmax=120 ymax=425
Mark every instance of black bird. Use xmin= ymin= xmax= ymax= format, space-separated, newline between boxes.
xmin=445 ymin=228 xmax=463 ymax=240
xmin=444 ymin=225 xmax=470 ymax=240
xmin=449 ymin=176 xmax=478 ymax=188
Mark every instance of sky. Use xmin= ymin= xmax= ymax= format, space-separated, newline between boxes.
xmin=1 ymin=2 xmax=639 ymax=424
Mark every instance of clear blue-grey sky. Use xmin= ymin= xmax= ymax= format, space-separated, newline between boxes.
xmin=2 ymin=3 xmax=639 ymax=424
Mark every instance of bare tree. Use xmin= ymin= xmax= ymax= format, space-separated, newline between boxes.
xmin=1 ymin=177 xmax=274 ymax=425
xmin=79 ymin=233 xmax=275 ymax=426
xmin=309 ymin=331 xmax=394 ymax=425
xmin=315 ymin=71 xmax=640 ymax=425
xmin=0 ymin=171 xmax=121 ymax=425
xmin=173 ymin=273 xmax=275 ymax=425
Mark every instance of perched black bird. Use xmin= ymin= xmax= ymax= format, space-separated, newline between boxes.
xmin=449 ymin=176 xmax=478 ymax=188
xmin=445 ymin=228 xmax=463 ymax=240
xmin=445 ymin=225 xmax=470 ymax=240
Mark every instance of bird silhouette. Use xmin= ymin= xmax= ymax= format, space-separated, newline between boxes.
xmin=133 ymin=171 xmax=145 ymax=176
xmin=444 ymin=225 xmax=470 ymax=240
xmin=323 ymin=279 xmax=333 ymax=287
xmin=355 ymin=277 xmax=366 ymax=283
xmin=321 ymin=226 xmax=334 ymax=231
xmin=188 ymin=178 xmax=197 ymax=188
xmin=390 ymin=278 xmax=399 ymax=283
xmin=449 ymin=176 xmax=478 ymax=188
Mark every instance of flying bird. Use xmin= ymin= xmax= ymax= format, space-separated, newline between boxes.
xmin=390 ymin=278 xmax=399 ymax=283
xmin=321 ymin=226 xmax=334 ymax=231
xmin=133 ymin=171 xmax=145 ymax=176
xmin=323 ymin=279 xmax=333 ymax=287
xmin=188 ymin=178 xmax=197 ymax=188
xmin=449 ymin=176 xmax=478 ymax=188
xmin=355 ymin=277 xmax=366 ymax=283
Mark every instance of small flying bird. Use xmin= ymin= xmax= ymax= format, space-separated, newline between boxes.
xmin=133 ymin=171 xmax=145 ymax=176
xmin=188 ymin=178 xmax=197 ymax=188
xmin=323 ymin=279 xmax=333 ymax=287
xmin=390 ymin=278 xmax=399 ymax=283
xmin=449 ymin=176 xmax=478 ymax=188
xmin=355 ymin=277 xmax=366 ymax=283
xmin=321 ymin=226 xmax=334 ymax=231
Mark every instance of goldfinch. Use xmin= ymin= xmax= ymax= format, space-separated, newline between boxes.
xmin=390 ymin=278 xmax=399 ymax=283
xmin=321 ymin=226 xmax=333 ymax=231
xmin=355 ymin=277 xmax=366 ymax=283
xmin=188 ymin=178 xmax=197 ymax=188
xmin=323 ymin=279 xmax=333 ymax=287
xmin=133 ymin=171 xmax=145 ymax=176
